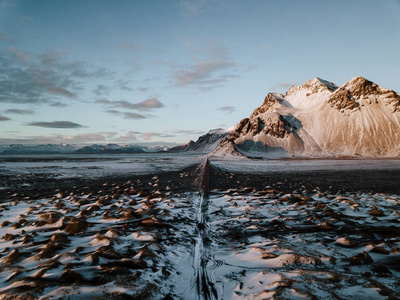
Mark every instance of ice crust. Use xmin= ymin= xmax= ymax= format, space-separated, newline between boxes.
xmin=0 ymin=155 xmax=399 ymax=298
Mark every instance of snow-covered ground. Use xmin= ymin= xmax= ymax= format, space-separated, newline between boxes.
xmin=206 ymin=188 xmax=400 ymax=299
xmin=0 ymin=154 xmax=399 ymax=298
xmin=0 ymin=182 xmax=198 ymax=298
xmin=0 ymin=153 xmax=205 ymax=180
xmin=2 ymin=154 xmax=400 ymax=180
xmin=211 ymin=158 xmax=400 ymax=173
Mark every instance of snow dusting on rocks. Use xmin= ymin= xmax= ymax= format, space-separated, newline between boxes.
xmin=0 ymin=179 xmax=399 ymax=298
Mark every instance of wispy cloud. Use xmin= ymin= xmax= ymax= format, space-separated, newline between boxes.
xmin=217 ymin=105 xmax=235 ymax=114
xmin=0 ymin=132 xmax=107 ymax=145
xmin=106 ymin=110 xmax=148 ymax=120
xmin=0 ymin=130 xmax=175 ymax=145
xmin=49 ymin=102 xmax=68 ymax=108
xmin=114 ymin=131 xmax=175 ymax=142
xmin=142 ymin=132 xmax=175 ymax=140
xmin=261 ymin=45 xmax=272 ymax=51
xmin=179 ymin=0 xmax=232 ymax=17
xmin=93 ymin=84 xmax=110 ymax=97
xmin=171 ymin=43 xmax=238 ymax=90
xmin=61 ymin=133 xmax=106 ymax=143
xmin=116 ymin=131 xmax=174 ymax=142
xmin=115 ymin=79 xmax=133 ymax=91
xmin=119 ymin=42 xmax=139 ymax=53
xmin=137 ymin=87 xmax=149 ymax=92
xmin=46 ymin=87 xmax=77 ymax=98
xmin=173 ymin=60 xmax=236 ymax=87
xmin=4 ymin=109 xmax=34 ymax=115
xmin=97 ymin=131 xmax=119 ymax=138
xmin=173 ymin=129 xmax=205 ymax=135
xmin=115 ymin=131 xmax=139 ymax=142
xmin=0 ymin=114 xmax=11 ymax=121
xmin=97 ymin=97 xmax=165 ymax=111
xmin=270 ymin=81 xmax=303 ymax=91
xmin=0 ymin=30 xmax=13 ymax=42
xmin=27 ymin=121 xmax=85 ymax=128
xmin=0 ymin=47 xmax=110 ymax=106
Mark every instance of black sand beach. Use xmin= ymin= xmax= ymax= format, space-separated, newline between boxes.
xmin=2 ymin=161 xmax=400 ymax=201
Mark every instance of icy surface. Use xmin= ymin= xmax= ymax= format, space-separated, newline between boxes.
xmin=211 ymin=158 xmax=400 ymax=173
xmin=0 ymin=182 xmax=399 ymax=298
xmin=205 ymin=189 xmax=400 ymax=299
xmin=0 ymin=155 xmax=400 ymax=298
xmin=0 ymin=153 xmax=204 ymax=179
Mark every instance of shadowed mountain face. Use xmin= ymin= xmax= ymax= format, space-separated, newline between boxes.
xmin=213 ymin=77 xmax=400 ymax=158
xmin=168 ymin=129 xmax=229 ymax=153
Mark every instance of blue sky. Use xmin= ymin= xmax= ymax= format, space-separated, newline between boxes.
xmin=1 ymin=0 xmax=400 ymax=145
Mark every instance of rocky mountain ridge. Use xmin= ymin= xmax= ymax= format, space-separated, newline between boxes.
xmin=213 ymin=76 xmax=400 ymax=158
xmin=168 ymin=128 xmax=229 ymax=153
xmin=0 ymin=143 xmax=170 ymax=154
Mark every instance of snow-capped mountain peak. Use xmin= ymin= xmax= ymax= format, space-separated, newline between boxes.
xmin=328 ymin=76 xmax=400 ymax=112
xmin=282 ymin=77 xmax=338 ymax=110
xmin=286 ymin=77 xmax=338 ymax=97
xmin=213 ymin=76 xmax=400 ymax=158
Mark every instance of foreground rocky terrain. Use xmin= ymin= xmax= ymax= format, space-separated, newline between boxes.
xmin=0 ymin=157 xmax=399 ymax=299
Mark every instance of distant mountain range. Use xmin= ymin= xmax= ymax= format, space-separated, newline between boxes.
xmin=2 ymin=76 xmax=399 ymax=158
xmin=213 ymin=76 xmax=400 ymax=158
xmin=0 ymin=143 xmax=170 ymax=154
xmin=0 ymin=129 xmax=230 ymax=155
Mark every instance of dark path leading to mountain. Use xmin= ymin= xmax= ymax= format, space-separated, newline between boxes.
xmin=193 ymin=159 xmax=218 ymax=300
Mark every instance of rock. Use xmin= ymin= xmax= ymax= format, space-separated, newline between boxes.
xmin=335 ymin=237 xmax=358 ymax=248
xmin=59 ymin=270 xmax=85 ymax=284
xmin=369 ymin=208 xmax=385 ymax=217
xmin=350 ymin=251 xmax=374 ymax=265
xmin=262 ymin=252 xmax=278 ymax=259
xmin=371 ymin=246 xmax=390 ymax=254
xmin=2 ymin=249 xmax=20 ymax=265
xmin=62 ymin=217 xmax=89 ymax=234
xmin=372 ymin=265 xmax=392 ymax=276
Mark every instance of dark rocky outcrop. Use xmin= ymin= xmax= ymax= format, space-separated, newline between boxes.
xmin=169 ymin=129 xmax=228 ymax=153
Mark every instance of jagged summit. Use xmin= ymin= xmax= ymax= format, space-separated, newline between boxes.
xmin=286 ymin=77 xmax=338 ymax=97
xmin=308 ymin=77 xmax=338 ymax=92
xmin=250 ymin=93 xmax=286 ymax=118
xmin=212 ymin=76 xmax=400 ymax=158
xmin=328 ymin=76 xmax=400 ymax=112
xmin=168 ymin=128 xmax=228 ymax=153
xmin=339 ymin=76 xmax=379 ymax=97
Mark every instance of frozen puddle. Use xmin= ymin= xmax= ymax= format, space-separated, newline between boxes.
xmin=0 ymin=161 xmax=399 ymax=298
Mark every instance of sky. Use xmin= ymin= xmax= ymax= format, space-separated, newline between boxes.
xmin=1 ymin=0 xmax=400 ymax=146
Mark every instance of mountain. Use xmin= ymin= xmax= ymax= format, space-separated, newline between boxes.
xmin=0 ymin=144 xmax=78 ymax=154
xmin=213 ymin=76 xmax=400 ymax=158
xmin=169 ymin=129 xmax=229 ymax=153
xmin=0 ymin=143 xmax=169 ymax=154
xmin=75 ymin=144 xmax=147 ymax=154
xmin=74 ymin=144 xmax=104 ymax=154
